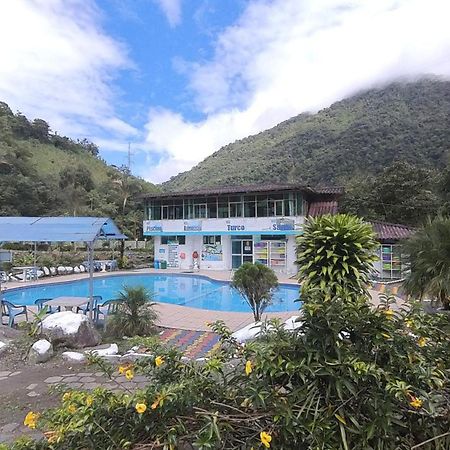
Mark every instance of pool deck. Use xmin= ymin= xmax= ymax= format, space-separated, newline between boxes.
xmin=1 ymin=268 xmax=398 ymax=332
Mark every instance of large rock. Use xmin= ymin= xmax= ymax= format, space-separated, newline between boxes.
xmin=0 ymin=340 xmax=8 ymax=356
xmin=87 ymin=343 xmax=119 ymax=358
xmin=42 ymin=312 xmax=101 ymax=348
xmin=62 ymin=351 xmax=86 ymax=363
xmin=29 ymin=339 xmax=53 ymax=363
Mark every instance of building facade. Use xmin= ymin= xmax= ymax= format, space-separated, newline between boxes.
xmin=142 ymin=184 xmax=340 ymax=275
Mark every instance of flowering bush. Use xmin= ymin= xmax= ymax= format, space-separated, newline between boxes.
xmin=6 ymin=215 xmax=450 ymax=449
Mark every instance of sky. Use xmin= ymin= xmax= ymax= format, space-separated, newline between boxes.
xmin=0 ymin=0 xmax=449 ymax=184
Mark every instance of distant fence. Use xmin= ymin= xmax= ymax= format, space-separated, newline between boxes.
xmin=93 ymin=240 xmax=153 ymax=250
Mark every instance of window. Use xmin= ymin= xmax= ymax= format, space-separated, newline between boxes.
xmin=203 ymin=235 xmax=221 ymax=244
xmin=207 ymin=198 xmax=217 ymax=218
xmin=230 ymin=202 xmax=242 ymax=217
xmin=218 ymin=202 xmax=229 ymax=218
xmin=257 ymin=197 xmax=268 ymax=217
xmin=161 ymin=235 xmax=186 ymax=245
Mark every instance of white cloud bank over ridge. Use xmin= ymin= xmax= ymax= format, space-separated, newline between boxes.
xmin=0 ymin=0 xmax=136 ymax=140
xmin=145 ymin=0 xmax=450 ymax=183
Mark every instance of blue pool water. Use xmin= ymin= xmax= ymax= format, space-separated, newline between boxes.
xmin=4 ymin=274 xmax=301 ymax=313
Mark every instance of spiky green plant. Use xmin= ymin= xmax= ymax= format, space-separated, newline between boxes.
xmin=403 ymin=216 xmax=450 ymax=310
xmin=232 ymin=262 xmax=279 ymax=321
xmin=106 ymin=285 xmax=158 ymax=337
xmin=296 ymin=214 xmax=379 ymax=300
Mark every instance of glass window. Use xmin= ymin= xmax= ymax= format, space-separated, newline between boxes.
xmin=161 ymin=235 xmax=185 ymax=245
xmin=207 ymin=198 xmax=217 ymax=218
xmin=228 ymin=195 xmax=241 ymax=202
xmin=295 ymin=193 xmax=303 ymax=215
xmin=257 ymin=198 xmax=268 ymax=217
xmin=174 ymin=205 xmax=183 ymax=219
xmin=230 ymin=202 xmax=242 ymax=217
xmin=194 ymin=204 xmax=207 ymax=218
xmin=203 ymin=235 xmax=221 ymax=244
xmin=218 ymin=203 xmax=229 ymax=218
xmin=244 ymin=200 xmax=256 ymax=217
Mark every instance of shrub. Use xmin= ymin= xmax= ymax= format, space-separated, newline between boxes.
xmin=403 ymin=216 xmax=450 ymax=310
xmin=232 ymin=262 xmax=279 ymax=321
xmin=105 ymin=285 xmax=158 ymax=338
xmin=10 ymin=215 xmax=450 ymax=450
xmin=296 ymin=214 xmax=379 ymax=300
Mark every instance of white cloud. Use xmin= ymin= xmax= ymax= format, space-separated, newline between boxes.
xmin=0 ymin=0 xmax=137 ymax=140
xmin=153 ymin=0 xmax=182 ymax=27
xmin=144 ymin=0 xmax=450 ymax=183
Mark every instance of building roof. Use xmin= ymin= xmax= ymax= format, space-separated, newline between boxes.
xmin=141 ymin=183 xmax=343 ymax=199
xmin=0 ymin=217 xmax=126 ymax=243
xmin=369 ymin=221 xmax=414 ymax=241
xmin=307 ymin=201 xmax=339 ymax=217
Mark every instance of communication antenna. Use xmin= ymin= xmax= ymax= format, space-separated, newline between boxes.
xmin=127 ymin=142 xmax=133 ymax=171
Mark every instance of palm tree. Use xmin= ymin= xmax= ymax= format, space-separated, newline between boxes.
xmin=403 ymin=216 xmax=450 ymax=310
xmin=106 ymin=285 xmax=158 ymax=337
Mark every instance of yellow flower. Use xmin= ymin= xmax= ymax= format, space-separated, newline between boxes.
xmin=384 ymin=309 xmax=394 ymax=319
xmin=245 ymin=360 xmax=253 ymax=376
xmin=118 ymin=366 xmax=126 ymax=374
xmin=24 ymin=412 xmax=39 ymax=429
xmin=405 ymin=319 xmax=414 ymax=328
xmin=418 ymin=337 xmax=427 ymax=347
xmin=135 ymin=403 xmax=147 ymax=414
xmin=151 ymin=394 xmax=165 ymax=410
xmin=155 ymin=356 xmax=164 ymax=367
xmin=125 ymin=369 xmax=134 ymax=380
xmin=62 ymin=392 xmax=71 ymax=402
xmin=260 ymin=431 xmax=272 ymax=448
xmin=409 ymin=396 xmax=423 ymax=409
xmin=86 ymin=395 xmax=93 ymax=407
xmin=68 ymin=404 xmax=77 ymax=414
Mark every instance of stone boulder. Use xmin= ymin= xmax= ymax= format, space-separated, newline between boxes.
xmin=62 ymin=351 xmax=86 ymax=363
xmin=29 ymin=339 xmax=53 ymax=363
xmin=42 ymin=311 xmax=101 ymax=348
xmin=0 ymin=340 xmax=8 ymax=356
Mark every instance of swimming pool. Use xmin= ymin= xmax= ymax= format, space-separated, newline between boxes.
xmin=4 ymin=274 xmax=301 ymax=313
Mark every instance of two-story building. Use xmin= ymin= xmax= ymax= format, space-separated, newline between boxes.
xmin=142 ymin=183 xmax=341 ymax=275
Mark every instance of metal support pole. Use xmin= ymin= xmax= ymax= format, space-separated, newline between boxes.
xmin=88 ymin=242 xmax=94 ymax=322
xmin=33 ymin=242 xmax=37 ymax=281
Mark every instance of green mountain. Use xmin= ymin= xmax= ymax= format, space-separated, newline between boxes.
xmin=163 ymin=79 xmax=450 ymax=192
xmin=0 ymin=102 xmax=159 ymax=239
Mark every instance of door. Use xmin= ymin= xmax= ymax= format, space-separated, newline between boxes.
xmin=231 ymin=239 xmax=253 ymax=268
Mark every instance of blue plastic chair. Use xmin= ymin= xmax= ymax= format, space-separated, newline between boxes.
xmin=1 ymin=299 xmax=28 ymax=327
xmin=77 ymin=295 xmax=102 ymax=315
xmin=94 ymin=299 xmax=119 ymax=324
xmin=34 ymin=298 xmax=61 ymax=314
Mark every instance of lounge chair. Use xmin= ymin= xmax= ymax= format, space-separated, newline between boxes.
xmin=34 ymin=298 xmax=61 ymax=314
xmin=77 ymin=295 xmax=102 ymax=315
xmin=1 ymin=299 xmax=28 ymax=327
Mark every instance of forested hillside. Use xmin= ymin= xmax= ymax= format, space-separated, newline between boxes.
xmin=164 ymin=79 xmax=449 ymax=190
xmin=0 ymin=102 xmax=158 ymax=239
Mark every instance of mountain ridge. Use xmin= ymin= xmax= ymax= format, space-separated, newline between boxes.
xmin=163 ymin=78 xmax=450 ymax=192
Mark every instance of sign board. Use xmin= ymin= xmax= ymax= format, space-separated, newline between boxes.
xmin=144 ymin=217 xmax=304 ymax=235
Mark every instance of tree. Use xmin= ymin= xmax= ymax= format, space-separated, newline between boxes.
xmin=106 ymin=285 xmax=158 ymax=337
xmin=231 ymin=262 xmax=278 ymax=321
xmin=403 ymin=216 xmax=450 ymax=310
xmin=296 ymin=214 xmax=379 ymax=301
xmin=58 ymin=165 xmax=94 ymax=216
xmin=31 ymin=119 xmax=50 ymax=141
xmin=341 ymin=161 xmax=441 ymax=226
